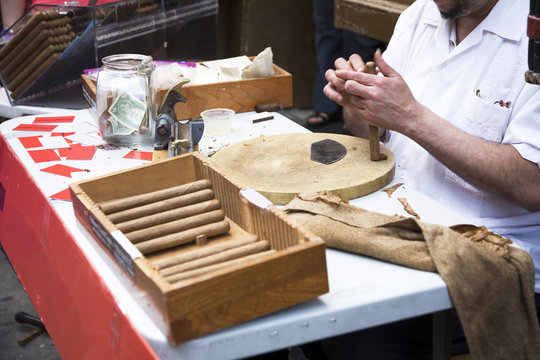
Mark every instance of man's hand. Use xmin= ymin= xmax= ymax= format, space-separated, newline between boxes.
xmin=330 ymin=50 xmax=427 ymax=137
xmin=323 ymin=53 xmax=366 ymax=109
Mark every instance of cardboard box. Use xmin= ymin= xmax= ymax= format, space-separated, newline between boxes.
xmin=334 ymin=0 xmax=413 ymax=42
xmin=81 ymin=61 xmax=293 ymax=121
xmin=70 ymin=152 xmax=328 ymax=344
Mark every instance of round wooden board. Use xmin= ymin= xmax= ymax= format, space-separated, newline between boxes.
xmin=210 ymin=133 xmax=395 ymax=205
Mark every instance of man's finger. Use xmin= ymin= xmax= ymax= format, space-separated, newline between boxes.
xmin=334 ymin=57 xmax=353 ymax=71
xmin=374 ymin=49 xmax=398 ymax=78
xmin=323 ymin=83 xmax=344 ymax=104
xmin=349 ymin=54 xmax=365 ymax=72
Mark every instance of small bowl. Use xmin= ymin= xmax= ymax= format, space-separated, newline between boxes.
xmin=200 ymin=108 xmax=235 ymax=135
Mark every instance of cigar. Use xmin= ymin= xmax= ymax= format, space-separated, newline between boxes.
xmin=99 ymin=179 xmax=212 ymax=214
xmin=125 ymin=209 xmax=225 ymax=244
xmin=4 ymin=36 xmax=52 ymax=83
xmin=1 ymin=17 xmax=69 ymax=69
xmin=165 ymin=250 xmax=276 ymax=283
xmin=11 ymin=53 xmax=60 ymax=99
xmin=254 ymin=102 xmax=282 ymax=112
xmin=152 ymin=234 xmax=259 ymax=269
xmin=2 ymin=29 xmax=51 ymax=76
xmin=160 ymin=240 xmax=270 ymax=276
xmin=7 ymin=40 xmax=69 ymax=90
xmin=0 ymin=20 xmax=49 ymax=69
xmin=0 ymin=12 xmax=46 ymax=63
xmin=107 ymin=188 xmax=215 ymax=223
xmin=136 ymin=220 xmax=230 ymax=254
xmin=364 ymin=62 xmax=387 ymax=161
xmin=8 ymin=44 xmax=57 ymax=90
xmin=115 ymin=198 xmax=221 ymax=233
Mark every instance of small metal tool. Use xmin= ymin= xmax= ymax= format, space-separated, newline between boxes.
xmin=153 ymin=79 xmax=204 ymax=160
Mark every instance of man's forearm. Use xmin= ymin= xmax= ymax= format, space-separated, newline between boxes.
xmin=407 ymin=110 xmax=540 ymax=212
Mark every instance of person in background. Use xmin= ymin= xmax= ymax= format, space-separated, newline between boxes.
xmin=306 ymin=0 xmax=386 ymax=129
xmin=321 ymin=0 xmax=540 ymax=357
xmin=0 ymin=0 xmax=26 ymax=37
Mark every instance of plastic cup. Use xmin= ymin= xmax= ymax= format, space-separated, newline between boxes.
xmin=200 ymin=108 xmax=235 ymax=135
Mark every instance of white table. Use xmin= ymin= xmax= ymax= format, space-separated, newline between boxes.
xmin=0 ymin=109 xmax=463 ymax=359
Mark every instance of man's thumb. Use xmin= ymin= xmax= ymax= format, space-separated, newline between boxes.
xmin=374 ymin=48 xmax=398 ymax=77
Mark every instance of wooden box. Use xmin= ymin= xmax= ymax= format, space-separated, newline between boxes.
xmin=69 ymin=152 xmax=328 ymax=344
xmin=81 ymin=61 xmax=293 ymax=120
xmin=335 ymin=0 xmax=413 ymax=42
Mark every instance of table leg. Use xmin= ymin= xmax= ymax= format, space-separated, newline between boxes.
xmin=433 ymin=309 xmax=451 ymax=360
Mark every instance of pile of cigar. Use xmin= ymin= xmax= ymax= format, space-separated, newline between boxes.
xmin=98 ymin=179 xmax=274 ymax=284
xmin=0 ymin=11 xmax=76 ymax=99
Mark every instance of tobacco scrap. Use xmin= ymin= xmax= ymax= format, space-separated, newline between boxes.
xmin=298 ymin=190 xmax=348 ymax=205
xmin=382 ymin=183 xmax=404 ymax=198
xmin=452 ymin=225 xmax=513 ymax=259
xmin=397 ymin=197 xmax=420 ymax=219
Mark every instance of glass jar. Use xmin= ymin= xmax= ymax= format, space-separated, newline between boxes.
xmin=96 ymin=54 xmax=155 ymax=147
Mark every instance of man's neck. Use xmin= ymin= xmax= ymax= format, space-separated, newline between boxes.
xmin=455 ymin=0 xmax=498 ymax=44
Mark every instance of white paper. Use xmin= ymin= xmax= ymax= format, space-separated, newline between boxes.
xmin=39 ymin=136 xmax=71 ymax=149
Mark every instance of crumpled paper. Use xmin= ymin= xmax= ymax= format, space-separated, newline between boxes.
xmin=241 ymin=47 xmax=274 ymax=79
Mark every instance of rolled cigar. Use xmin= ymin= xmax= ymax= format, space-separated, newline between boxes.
xmin=126 ymin=209 xmax=225 ymax=244
xmin=6 ymin=40 xmax=69 ymax=85
xmin=0 ymin=20 xmax=49 ymax=69
xmin=166 ymin=250 xmax=276 ymax=283
xmin=5 ymin=36 xmax=52 ymax=83
xmin=11 ymin=53 xmax=60 ymax=99
xmin=2 ymin=29 xmax=51 ymax=76
xmin=152 ymin=234 xmax=259 ymax=269
xmin=0 ymin=17 xmax=70 ymax=70
xmin=161 ymin=240 xmax=270 ymax=276
xmin=116 ymin=198 xmax=221 ymax=233
xmin=136 ymin=220 xmax=230 ymax=254
xmin=8 ymin=43 xmax=56 ymax=90
xmin=99 ymin=179 xmax=211 ymax=214
xmin=0 ymin=12 xmax=46 ymax=62
xmin=107 ymin=188 xmax=215 ymax=223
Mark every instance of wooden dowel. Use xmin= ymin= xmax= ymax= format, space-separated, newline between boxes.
xmin=364 ymin=62 xmax=387 ymax=162
xmin=107 ymin=188 xmax=215 ymax=223
xmin=115 ymin=199 xmax=221 ymax=233
xmin=136 ymin=220 xmax=230 ymax=254
xmin=165 ymin=250 xmax=276 ymax=283
xmin=125 ymin=209 xmax=225 ymax=244
xmin=99 ymin=179 xmax=211 ymax=214
xmin=161 ymin=240 xmax=270 ymax=276
xmin=152 ymin=234 xmax=259 ymax=269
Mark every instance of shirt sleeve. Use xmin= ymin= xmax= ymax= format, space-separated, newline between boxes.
xmin=503 ymin=83 xmax=540 ymax=167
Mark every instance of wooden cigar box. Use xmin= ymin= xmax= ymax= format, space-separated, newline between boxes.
xmin=81 ymin=61 xmax=293 ymax=120
xmin=69 ymin=152 xmax=328 ymax=344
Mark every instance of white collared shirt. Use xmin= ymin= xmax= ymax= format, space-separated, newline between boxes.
xmin=383 ymin=0 xmax=540 ymax=289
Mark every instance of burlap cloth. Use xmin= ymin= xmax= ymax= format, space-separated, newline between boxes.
xmin=284 ymin=192 xmax=540 ymax=359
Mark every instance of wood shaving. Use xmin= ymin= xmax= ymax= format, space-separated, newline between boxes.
xmin=397 ymin=197 xmax=420 ymax=219
xmin=382 ymin=183 xmax=404 ymax=198
xmin=298 ymin=190 xmax=348 ymax=205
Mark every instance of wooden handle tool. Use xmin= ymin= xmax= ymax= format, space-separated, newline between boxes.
xmin=364 ymin=62 xmax=387 ymax=161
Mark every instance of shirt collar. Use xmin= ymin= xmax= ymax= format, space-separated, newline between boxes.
xmin=423 ymin=0 xmax=525 ymax=42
